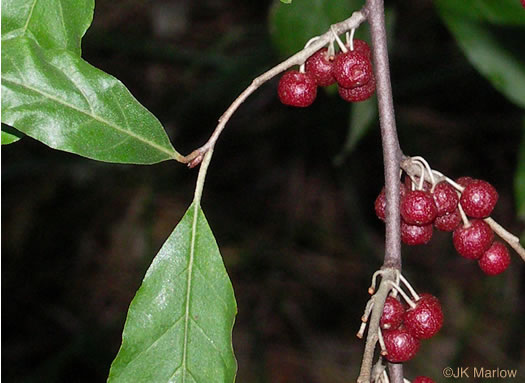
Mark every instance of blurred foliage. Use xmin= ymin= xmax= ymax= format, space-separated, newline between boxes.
xmin=2 ymin=1 xmax=525 ymax=383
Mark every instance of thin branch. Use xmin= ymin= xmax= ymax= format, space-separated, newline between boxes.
xmin=358 ymin=0 xmax=404 ymax=382
xmin=357 ymin=268 xmax=397 ymax=383
xmin=178 ymin=10 xmax=368 ymax=167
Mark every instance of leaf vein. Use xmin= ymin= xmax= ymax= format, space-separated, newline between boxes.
xmin=190 ymin=317 xmax=229 ymax=370
xmin=193 ymin=266 xmax=229 ymax=311
xmin=2 ymin=77 xmax=176 ymax=158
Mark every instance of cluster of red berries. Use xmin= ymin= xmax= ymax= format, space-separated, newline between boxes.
xmin=380 ymin=289 xmax=443 ymax=363
xmin=277 ymin=39 xmax=375 ymax=107
xmin=374 ymin=172 xmax=511 ymax=275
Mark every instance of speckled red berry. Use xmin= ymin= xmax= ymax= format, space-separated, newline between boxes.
xmin=432 ymin=181 xmax=459 ymax=216
xmin=374 ymin=184 xmax=407 ymax=222
xmin=456 ymin=176 xmax=474 ymax=188
xmin=277 ymin=70 xmax=317 ymax=107
xmin=350 ymin=39 xmax=371 ymax=57
xmin=305 ymin=48 xmax=335 ymax=87
xmin=383 ymin=327 xmax=420 ymax=363
xmin=434 ymin=209 xmax=461 ymax=232
xmin=401 ymin=190 xmax=438 ymax=225
xmin=401 ymin=222 xmax=433 ymax=245
xmin=404 ymin=294 xmax=443 ymax=340
xmin=453 ymin=219 xmax=494 ymax=259
xmin=332 ymin=49 xmax=372 ymax=89
xmin=338 ymin=73 xmax=376 ymax=102
xmin=478 ymin=241 xmax=511 ymax=275
xmin=460 ymin=179 xmax=498 ymax=218
xmin=380 ymin=296 xmax=405 ymax=330
xmin=413 ymin=377 xmax=435 ymax=383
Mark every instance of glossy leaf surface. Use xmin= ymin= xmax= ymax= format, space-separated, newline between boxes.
xmin=108 ymin=203 xmax=237 ymax=383
xmin=2 ymin=0 xmax=181 ymax=163
xmin=2 ymin=0 xmax=94 ymax=54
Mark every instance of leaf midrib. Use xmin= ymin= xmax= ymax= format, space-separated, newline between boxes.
xmin=179 ymin=203 xmax=199 ymax=383
xmin=2 ymin=76 xmax=178 ymax=158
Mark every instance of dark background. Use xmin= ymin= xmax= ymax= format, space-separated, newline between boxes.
xmin=2 ymin=0 xmax=524 ymax=382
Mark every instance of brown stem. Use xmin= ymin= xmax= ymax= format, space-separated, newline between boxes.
xmin=356 ymin=0 xmax=404 ymax=382
xmin=178 ymin=10 xmax=368 ymax=167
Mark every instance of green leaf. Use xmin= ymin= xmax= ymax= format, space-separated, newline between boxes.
xmin=269 ymin=0 xmax=359 ymax=57
xmin=438 ymin=14 xmax=525 ymax=109
xmin=280 ymin=0 xmax=292 ymax=4
xmin=435 ymin=0 xmax=525 ymax=26
xmin=1 ymin=0 xmax=94 ymax=55
xmin=1 ymin=123 xmax=24 ymax=145
xmin=334 ymin=96 xmax=377 ymax=164
xmin=108 ymin=203 xmax=237 ymax=383
xmin=2 ymin=36 xmax=180 ymax=164
xmin=515 ymin=119 xmax=525 ymax=219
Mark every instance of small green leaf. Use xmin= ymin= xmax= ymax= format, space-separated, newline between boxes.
xmin=1 ymin=0 xmax=94 ymax=55
xmin=280 ymin=0 xmax=292 ymax=4
xmin=108 ymin=203 xmax=237 ymax=383
xmin=269 ymin=0 xmax=358 ymax=57
xmin=2 ymin=37 xmax=180 ymax=164
xmin=438 ymin=14 xmax=525 ymax=109
xmin=435 ymin=0 xmax=525 ymax=26
xmin=515 ymin=119 xmax=525 ymax=219
xmin=1 ymin=123 xmax=24 ymax=144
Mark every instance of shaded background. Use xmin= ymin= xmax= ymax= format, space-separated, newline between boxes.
xmin=2 ymin=0 xmax=525 ymax=382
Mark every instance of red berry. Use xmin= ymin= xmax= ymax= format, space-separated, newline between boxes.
xmin=338 ymin=73 xmax=376 ymax=102
xmin=478 ymin=241 xmax=511 ymax=275
xmin=332 ymin=49 xmax=373 ymax=89
xmin=432 ymin=181 xmax=459 ymax=216
xmin=374 ymin=184 xmax=407 ymax=222
xmin=521 ymin=0 xmax=525 ymax=8
xmin=460 ymin=179 xmax=499 ymax=218
xmin=305 ymin=48 xmax=335 ymax=87
xmin=349 ymin=39 xmax=371 ymax=57
xmin=380 ymin=296 xmax=405 ymax=330
xmin=401 ymin=222 xmax=433 ymax=245
xmin=413 ymin=377 xmax=435 ymax=383
xmin=277 ymin=70 xmax=317 ymax=107
xmin=453 ymin=219 xmax=494 ymax=259
xmin=401 ymin=190 xmax=438 ymax=225
xmin=456 ymin=176 xmax=474 ymax=188
xmin=434 ymin=209 xmax=461 ymax=232
xmin=404 ymin=294 xmax=443 ymax=339
xmin=383 ymin=327 xmax=420 ymax=363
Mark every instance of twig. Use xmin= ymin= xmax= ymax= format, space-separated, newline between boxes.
xmin=484 ymin=217 xmax=525 ymax=262
xmin=357 ymin=0 xmax=404 ymax=382
xmin=357 ymin=268 xmax=397 ymax=383
xmin=178 ymin=10 xmax=368 ymax=167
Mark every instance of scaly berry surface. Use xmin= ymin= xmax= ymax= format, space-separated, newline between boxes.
xmin=478 ymin=241 xmax=511 ymax=275
xmin=403 ymin=294 xmax=443 ymax=340
xmin=383 ymin=327 xmax=420 ymax=363
xmin=332 ymin=49 xmax=372 ymax=89
xmin=350 ymin=39 xmax=371 ymax=57
xmin=453 ymin=219 xmax=494 ymax=259
xmin=277 ymin=70 xmax=317 ymax=107
xmin=305 ymin=48 xmax=335 ymax=87
xmin=401 ymin=190 xmax=438 ymax=225
xmin=338 ymin=73 xmax=376 ymax=102
xmin=434 ymin=209 xmax=461 ymax=232
xmin=460 ymin=179 xmax=499 ymax=218
xmin=432 ymin=181 xmax=459 ymax=216
xmin=374 ymin=184 xmax=407 ymax=222
xmin=401 ymin=222 xmax=433 ymax=245
xmin=380 ymin=296 xmax=405 ymax=330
